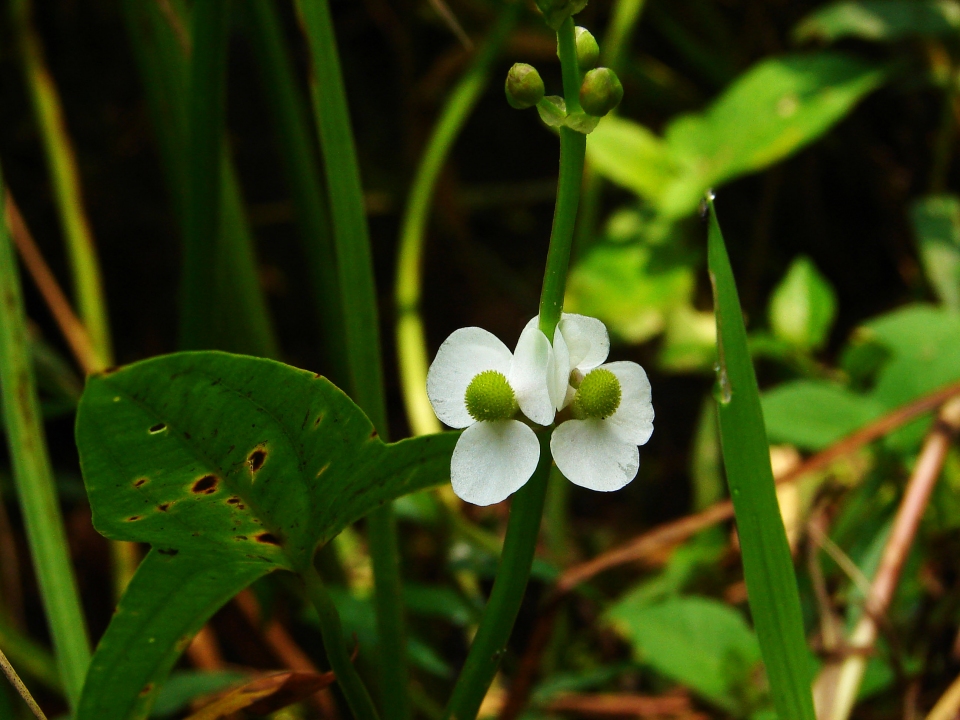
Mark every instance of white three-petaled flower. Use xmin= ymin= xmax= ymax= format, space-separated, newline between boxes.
xmin=425 ymin=326 xmax=552 ymax=506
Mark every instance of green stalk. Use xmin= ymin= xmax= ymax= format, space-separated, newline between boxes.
xmin=295 ymin=3 xmax=406 ymax=718
xmin=303 ymin=566 xmax=381 ymax=720
xmin=706 ymin=197 xmax=816 ymax=720
xmin=395 ymin=2 xmax=522 ymax=436
xmin=179 ymin=0 xmax=229 ymax=350
xmin=243 ymin=0 xmax=347 ymax=382
xmin=539 ymin=18 xmax=586 ymax=340
xmin=10 ymin=0 xmax=112 ymax=366
xmin=442 ymin=438 xmax=550 ymax=720
xmin=0 ymin=165 xmax=90 ymax=710
xmin=444 ymin=17 xmax=587 ymax=720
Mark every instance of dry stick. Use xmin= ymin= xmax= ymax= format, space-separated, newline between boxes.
xmin=234 ymin=589 xmax=339 ymax=720
xmin=0 ymin=645 xmax=48 ymax=720
xmin=544 ymin=692 xmax=698 ymax=718
xmin=556 ymin=378 xmax=960 ymax=595
xmin=185 ymin=626 xmax=224 ymax=671
xmin=4 ymin=194 xmax=100 ymax=375
xmin=498 ymin=381 xmax=960 ymax=720
xmin=814 ymin=396 xmax=960 ymax=720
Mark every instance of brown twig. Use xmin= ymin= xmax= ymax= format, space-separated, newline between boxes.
xmin=234 ymin=589 xmax=340 ymax=720
xmin=544 ymin=692 xmax=700 ymax=718
xmin=813 ymin=396 xmax=960 ymax=720
xmin=556 ymin=378 xmax=960 ymax=595
xmin=4 ymin=193 xmax=101 ymax=374
xmin=0 ymin=645 xmax=47 ymax=720
xmin=185 ymin=625 xmax=224 ymax=671
xmin=499 ymin=381 xmax=960 ymax=720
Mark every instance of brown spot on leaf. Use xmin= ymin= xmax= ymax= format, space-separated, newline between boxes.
xmin=235 ymin=535 xmax=248 ymax=541
xmin=139 ymin=683 xmax=154 ymax=697
xmin=192 ymin=475 xmax=219 ymax=494
xmin=157 ymin=503 xmax=172 ymax=512
xmin=369 ymin=429 xmax=378 ymax=439
xmin=255 ymin=532 xmax=281 ymax=546
xmin=127 ymin=515 xmax=142 ymax=522
xmin=226 ymin=496 xmax=241 ymax=505
xmin=314 ymin=372 xmax=322 ymax=378
xmin=158 ymin=548 xmax=179 ymax=556
xmin=148 ymin=423 xmax=166 ymax=434
xmin=314 ymin=414 xmax=324 ymax=427
xmin=184 ymin=431 xmax=192 ymax=440
xmin=134 ymin=478 xmax=148 ymax=488
xmin=248 ymin=448 xmax=267 ymax=472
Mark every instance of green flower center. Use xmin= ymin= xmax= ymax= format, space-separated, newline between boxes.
xmin=465 ymin=370 xmax=518 ymax=422
xmin=572 ymin=368 xmax=621 ymax=419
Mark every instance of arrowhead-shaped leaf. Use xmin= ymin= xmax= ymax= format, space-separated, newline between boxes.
xmin=75 ymin=351 xmax=457 ymax=720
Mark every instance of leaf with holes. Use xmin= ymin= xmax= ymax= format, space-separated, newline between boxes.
xmin=74 ymin=351 xmax=457 ymax=720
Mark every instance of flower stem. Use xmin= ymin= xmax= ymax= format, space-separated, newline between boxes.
xmin=302 ymin=565 xmax=381 ymax=720
xmin=538 ymin=18 xmax=586 ymax=341
xmin=442 ymin=433 xmax=551 ymax=720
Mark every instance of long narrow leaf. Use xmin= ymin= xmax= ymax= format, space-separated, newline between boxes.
xmin=0 ymin=163 xmax=90 ymax=710
xmin=706 ymin=197 xmax=816 ymax=720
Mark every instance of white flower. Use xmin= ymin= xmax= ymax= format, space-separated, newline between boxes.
xmin=523 ymin=312 xmax=653 ymax=492
xmin=521 ymin=313 xmax=611 ymax=411
xmin=426 ymin=327 xmax=552 ymax=506
xmin=551 ymin=361 xmax=654 ymax=491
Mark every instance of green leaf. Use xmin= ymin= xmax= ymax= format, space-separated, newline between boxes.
xmin=565 ymin=241 xmax=696 ymax=343
xmin=794 ymin=0 xmax=960 ymax=43
xmin=762 ymin=380 xmax=886 ymax=450
xmin=75 ymin=351 xmax=457 ymax=720
xmin=768 ymin=256 xmax=838 ymax=351
xmin=151 ymin=670 xmax=249 ymax=718
xmin=707 ymin=199 xmax=817 ymax=720
xmin=666 ymin=53 xmax=885 ymax=213
xmin=587 ymin=54 xmax=885 ymax=219
xmin=909 ymin=195 xmax=960 ymax=311
xmin=606 ymin=595 xmax=763 ymax=712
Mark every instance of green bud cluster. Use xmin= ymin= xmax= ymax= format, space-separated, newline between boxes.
xmin=580 ymin=67 xmax=623 ymax=117
xmin=505 ymin=63 xmax=545 ymax=110
xmin=465 ymin=370 xmax=519 ymax=422
xmin=572 ymin=368 xmax=621 ymax=419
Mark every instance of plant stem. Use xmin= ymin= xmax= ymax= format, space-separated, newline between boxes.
xmin=396 ymin=2 xmax=522 ymax=436
xmin=442 ymin=435 xmax=551 ymax=720
xmin=296 ymin=4 xmax=407 ymax=718
xmin=538 ymin=18 xmax=586 ymax=341
xmin=302 ymin=566 xmax=381 ymax=720
xmin=0 ymin=165 xmax=90 ymax=711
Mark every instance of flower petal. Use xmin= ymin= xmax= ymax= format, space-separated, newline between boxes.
xmin=559 ymin=313 xmax=609 ymax=371
xmin=427 ymin=327 xmax=513 ymax=428
xmin=451 ymin=420 xmax=540 ymax=506
xmin=550 ymin=325 xmax=570 ymax=410
xmin=512 ymin=323 xmax=555 ymax=425
xmin=551 ymin=419 xmax=639 ymax=491
xmin=605 ymin=361 xmax=654 ymax=445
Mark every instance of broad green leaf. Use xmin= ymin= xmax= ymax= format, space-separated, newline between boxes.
xmin=666 ymin=53 xmax=885 ymax=212
xmin=762 ymin=380 xmax=885 ymax=450
xmin=909 ymin=195 xmax=960 ymax=311
xmin=768 ymin=256 xmax=837 ymax=351
xmin=75 ymin=351 xmax=457 ymax=720
xmin=707 ymin=200 xmax=817 ymax=720
xmin=606 ymin=595 xmax=763 ymax=713
xmin=794 ymin=0 xmax=960 ymax=43
xmin=565 ymin=241 xmax=696 ymax=343
xmin=860 ymin=304 xmax=960 ymax=446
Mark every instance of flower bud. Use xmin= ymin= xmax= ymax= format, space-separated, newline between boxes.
xmin=535 ymin=0 xmax=589 ymax=30
xmin=579 ymin=67 xmax=623 ymax=117
xmin=505 ymin=63 xmax=545 ymax=110
xmin=575 ymin=27 xmax=600 ymax=70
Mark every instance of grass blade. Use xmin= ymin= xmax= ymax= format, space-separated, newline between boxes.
xmin=706 ymin=196 xmax=816 ymax=720
xmin=242 ymin=0 xmax=346 ymax=381
xmin=0 ymin=164 xmax=90 ymax=710
xmin=395 ymin=1 xmax=521 ymax=436
xmin=295 ymin=4 xmax=408 ymax=719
